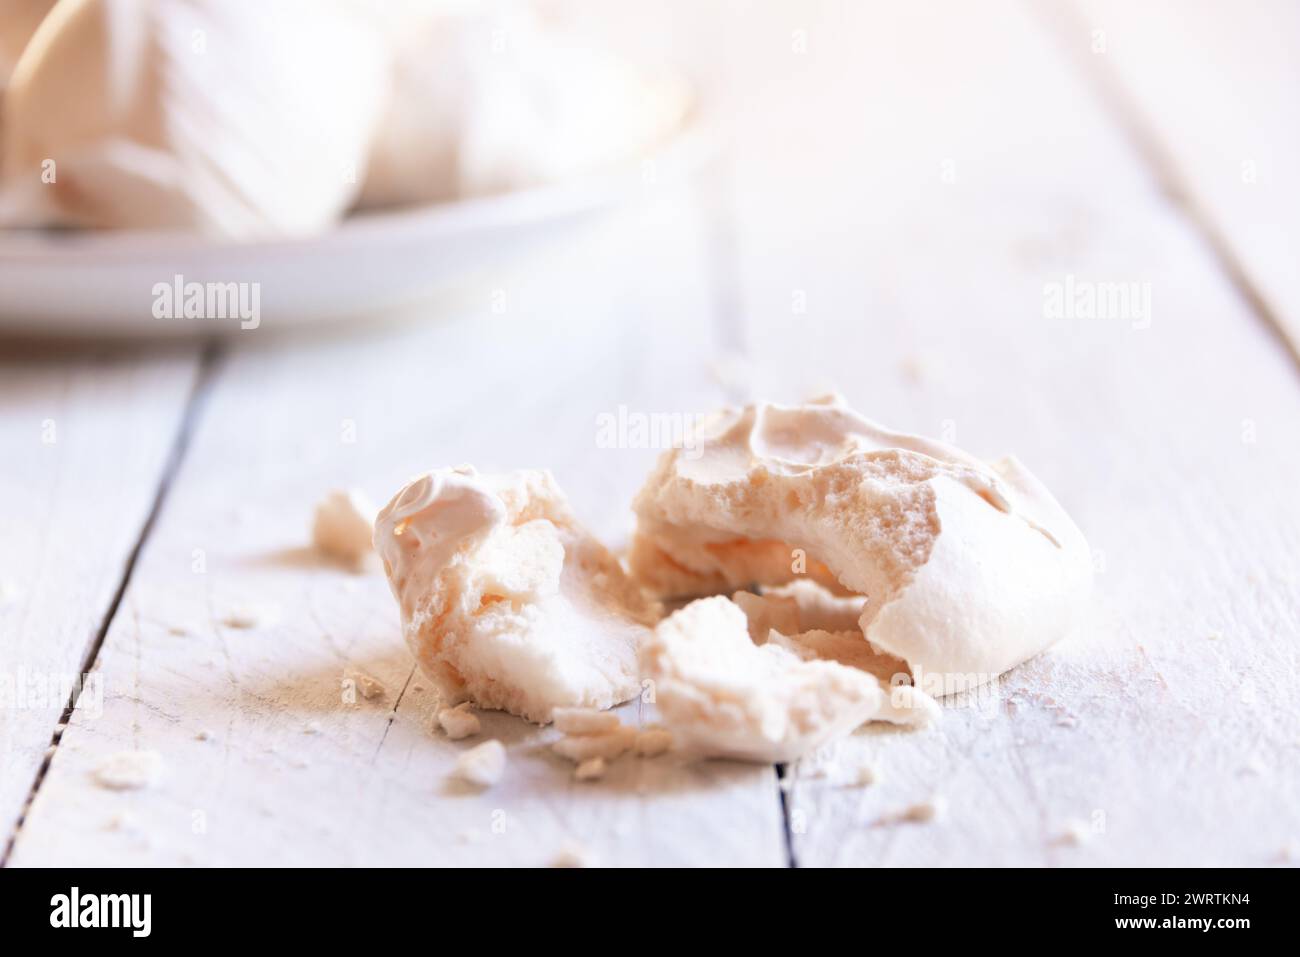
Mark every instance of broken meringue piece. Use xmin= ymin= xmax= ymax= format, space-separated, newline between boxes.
xmin=731 ymin=582 xmax=906 ymax=684
xmin=733 ymin=579 xmax=866 ymax=636
xmin=375 ymin=467 xmax=658 ymax=724
xmin=312 ymin=488 xmax=376 ymax=566
xmin=640 ymin=597 xmax=890 ymax=763
xmin=630 ymin=397 xmax=1092 ymax=695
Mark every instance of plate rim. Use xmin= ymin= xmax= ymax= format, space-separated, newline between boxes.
xmin=0 ymin=103 xmax=722 ymax=264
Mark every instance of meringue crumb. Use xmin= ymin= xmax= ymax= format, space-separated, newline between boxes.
xmin=899 ymin=354 xmax=928 ymax=384
xmin=437 ymin=702 xmax=481 ymax=740
xmin=349 ymin=672 xmax=386 ymax=701
xmin=93 ymin=750 xmax=163 ymax=791
xmin=552 ymin=726 xmax=637 ymax=763
xmin=878 ymin=796 xmax=946 ymax=826
xmin=844 ymin=762 xmax=878 ymax=787
xmin=574 ymin=757 xmax=607 ymax=781
xmin=220 ymin=603 xmax=280 ymax=630
xmin=105 ymin=810 xmax=138 ymax=832
xmin=1056 ymin=818 xmax=1093 ymax=846
xmin=552 ymin=707 xmax=620 ymax=735
xmin=634 ymin=727 xmax=674 ymax=757
xmin=551 ymin=843 xmax=595 ymax=868
xmin=453 ymin=740 xmax=506 ymax=788
xmin=312 ymin=488 xmax=376 ymax=565
xmin=194 ymin=729 xmax=212 ymax=742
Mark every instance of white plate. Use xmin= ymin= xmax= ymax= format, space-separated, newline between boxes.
xmin=0 ymin=109 xmax=717 ymax=337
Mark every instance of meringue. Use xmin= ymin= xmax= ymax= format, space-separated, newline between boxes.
xmin=374 ymin=467 xmax=658 ymax=724
xmin=2 ymin=0 xmax=387 ymax=236
xmin=629 ymin=397 xmax=1092 ymax=696
xmin=551 ymin=707 xmax=622 ymax=736
xmin=0 ymin=1 xmax=52 ymax=172
xmin=633 ymin=727 xmax=674 ymax=757
xmin=730 ymin=581 xmax=909 ymax=685
xmin=358 ymin=3 xmax=689 ymax=208
xmin=551 ymin=726 xmax=636 ymax=763
xmin=640 ymin=596 xmax=890 ymax=763
xmin=0 ymin=1 xmax=52 ymax=94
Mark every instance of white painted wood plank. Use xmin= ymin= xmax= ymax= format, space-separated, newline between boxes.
xmin=0 ymin=346 xmax=201 ymax=846
xmin=722 ymin=0 xmax=1300 ymax=865
xmin=8 ymin=191 xmax=788 ymax=866
xmin=1064 ymin=0 xmax=1300 ymax=356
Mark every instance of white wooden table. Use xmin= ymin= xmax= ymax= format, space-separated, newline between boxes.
xmin=2 ymin=0 xmax=1298 ymax=867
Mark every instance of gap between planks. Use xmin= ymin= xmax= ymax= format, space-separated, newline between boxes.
xmin=0 ymin=339 xmax=224 ymax=867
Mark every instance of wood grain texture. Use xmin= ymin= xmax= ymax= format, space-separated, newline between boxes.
xmin=0 ymin=346 xmax=202 ymax=847
xmin=1065 ymin=0 xmax=1300 ymax=358
xmin=7 ymin=194 xmax=789 ymax=866
xmin=6 ymin=0 xmax=1298 ymax=868
xmin=720 ymin=0 xmax=1300 ymax=865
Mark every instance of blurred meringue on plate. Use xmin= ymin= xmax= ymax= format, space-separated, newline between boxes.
xmin=357 ymin=2 xmax=691 ymax=209
xmin=0 ymin=0 xmax=388 ymax=237
xmin=0 ymin=0 xmax=54 ymax=94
